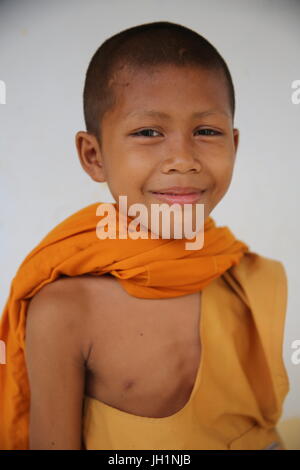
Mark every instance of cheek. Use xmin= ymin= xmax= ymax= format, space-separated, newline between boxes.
xmin=104 ymin=160 xmax=146 ymax=198
xmin=209 ymin=155 xmax=235 ymax=195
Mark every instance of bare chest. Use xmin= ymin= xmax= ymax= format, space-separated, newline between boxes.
xmin=83 ymin=274 xmax=202 ymax=418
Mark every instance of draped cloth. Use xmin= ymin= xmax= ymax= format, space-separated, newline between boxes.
xmin=0 ymin=201 xmax=250 ymax=449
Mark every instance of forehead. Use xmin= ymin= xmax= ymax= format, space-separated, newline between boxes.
xmin=107 ymin=64 xmax=230 ymax=120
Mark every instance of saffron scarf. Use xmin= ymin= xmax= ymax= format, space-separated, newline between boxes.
xmin=0 ymin=201 xmax=249 ymax=449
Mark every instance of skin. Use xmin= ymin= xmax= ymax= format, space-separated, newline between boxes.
xmin=75 ymin=64 xmax=239 ymax=239
xmin=25 ymin=66 xmax=287 ymax=449
xmin=76 ymin=65 xmax=239 ymax=239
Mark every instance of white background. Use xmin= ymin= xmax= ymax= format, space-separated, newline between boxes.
xmin=0 ymin=0 xmax=299 ymax=422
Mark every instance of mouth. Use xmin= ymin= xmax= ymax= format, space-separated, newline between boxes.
xmin=149 ymin=190 xmax=206 ymax=205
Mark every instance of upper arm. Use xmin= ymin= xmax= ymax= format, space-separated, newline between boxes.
xmin=24 ymin=280 xmax=88 ymax=450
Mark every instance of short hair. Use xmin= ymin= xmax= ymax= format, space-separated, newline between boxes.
xmin=83 ymin=21 xmax=235 ymax=142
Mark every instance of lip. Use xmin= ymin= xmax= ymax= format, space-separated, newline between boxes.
xmin=150 ymin=190 xmax=206 ymax=205
xmin=150 ymin=186 xmax=205 ymax=195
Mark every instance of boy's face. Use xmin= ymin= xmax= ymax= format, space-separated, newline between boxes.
xmin=76 ymin=64 xmax=239 ymax=238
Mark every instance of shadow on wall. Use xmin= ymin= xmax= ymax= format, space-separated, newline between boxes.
xmin=277 ymin=418 xmax=300 ymax=450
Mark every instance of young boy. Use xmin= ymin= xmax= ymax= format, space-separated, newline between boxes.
xmin=0 ymin=21 xmax=289 ymax=450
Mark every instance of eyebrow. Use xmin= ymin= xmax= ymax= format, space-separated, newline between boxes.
xmin=124 ymin=108 xmax=230 ymax=120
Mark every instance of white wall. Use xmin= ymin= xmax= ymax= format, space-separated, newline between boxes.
xmin=0 ymin=0 xmax=299 ymax=421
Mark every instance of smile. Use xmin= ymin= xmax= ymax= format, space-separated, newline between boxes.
xmin=150 ymin=190 xmax=206 ymax=205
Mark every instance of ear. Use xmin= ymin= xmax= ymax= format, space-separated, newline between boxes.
xmin=75 ymin=131 xmax=106 ymax=183
xmin=232 ymin=128 xmax=239 ymax=156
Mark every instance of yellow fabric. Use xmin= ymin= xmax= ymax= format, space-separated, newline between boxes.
xmin=81 ymin=255 xmax=290 ymax=450
xmin=0 ymin=201 xmax=288 ymax=449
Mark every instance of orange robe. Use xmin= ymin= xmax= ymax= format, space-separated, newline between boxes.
xmin=81 ymin=255 xmax=289 ymax=449
xmin=0 ymin=202 xmax=289 ymax=449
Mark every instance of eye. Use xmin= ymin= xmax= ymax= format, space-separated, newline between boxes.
xmin=131 ymin=128 xmax=161 ymax=137
xmin=130 ymin=128 xmax=222 ymax=138
xmin=196 ymin=129 xmax=222 ymax=136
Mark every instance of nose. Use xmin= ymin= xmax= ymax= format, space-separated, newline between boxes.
xmin=160 ymin=136 xmax=202 ymax=174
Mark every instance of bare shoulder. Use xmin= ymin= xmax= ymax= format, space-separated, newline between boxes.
xmin=26 ymin=275 xmax=98 ymax=364
xmin=24 ymin=275 xmax=101 ymax=449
